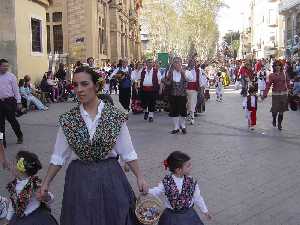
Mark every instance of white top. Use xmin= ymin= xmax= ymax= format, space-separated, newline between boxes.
xmin=186 ymin=69 xmax=197 ymax=82
xmin=149 ymin=175 xmax=208 ymax=213
xmin=131 ymin=69 xmax=143 ymax=82
xmin=6 ymin=178 xmax=54 ymax=220
xmin=135 ymin=68 xmax=162 ymax=86
xmin=242 ymin=96 xmax=256 ymax=108
xmin=50 ymin=101 xmax=138 ymax=166
xmin=0 ymin=132 xmax=3 ymax=140
xmin=111 ymin=67 xmax=129 ymax=77
xmin=200 ymin=70 xmax=208 ymax=88
xmin=173 ymin=70 xmax=190 ymax=82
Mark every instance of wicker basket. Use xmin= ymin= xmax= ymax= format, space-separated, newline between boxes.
xmin=135 ymin=194 xmax=163 ymax=225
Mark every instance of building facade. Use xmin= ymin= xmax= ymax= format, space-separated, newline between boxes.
xmin=0 ymin=0 xmax=51 ymax=80
xmin=279 ymin=0 xmax=300 ymax=57
xmin=249 ymin=0 xmax=285 ymax=59
xmin=47 ymin=0 xmax=142 ymax=67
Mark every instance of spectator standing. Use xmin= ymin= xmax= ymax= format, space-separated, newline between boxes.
xmin=0 ymin=59 xmax=23 ymax=148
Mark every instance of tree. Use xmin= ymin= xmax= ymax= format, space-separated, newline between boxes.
xmin=140 ymin=0 xmax=224 ymax=59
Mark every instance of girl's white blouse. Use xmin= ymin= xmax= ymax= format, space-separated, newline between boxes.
xmin=149 ymin=175 xmax=208 ymax=213
xmin=50 ymin=101 xmax=138 ymax=166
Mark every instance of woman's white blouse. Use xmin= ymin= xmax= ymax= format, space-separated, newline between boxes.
xmin=148 ymin=175 xmax=208 ymax=213
xmin=50 ymin=101 xmax=138 ymax=166
xmin=6 ymin=178 xmax=54 ymax=220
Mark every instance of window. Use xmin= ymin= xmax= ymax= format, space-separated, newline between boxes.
xmin=287 ymin=17 xmax=293 ymax=42
xmin=52 ymin=12 xmax=62 ymax=22
xmin=46 ymin=13 xmax=50 ymax=22
xmin=31 ymin=18 xmax=42 ymax=52
xmin=53 ymin=25 xmax=63 ymax=53
xmin=296 ymin=13 xmax=300 ymax=36
xmin=47 ymin=25 xmax=51 ymax=54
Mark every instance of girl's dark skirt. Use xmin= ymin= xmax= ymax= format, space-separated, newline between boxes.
xmin=169 ymin=95 xmax=187 ymax=117
xmin=9 ymin=207 xmax=58 ymax=225
xmin=61 ymin=158 xmax=139 ymax=225
xmin=158 ymin=208 xmax=204 ymax=225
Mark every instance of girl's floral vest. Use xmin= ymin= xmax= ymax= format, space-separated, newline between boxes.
xmin=162 ymin=174 xmax=197 ymax=211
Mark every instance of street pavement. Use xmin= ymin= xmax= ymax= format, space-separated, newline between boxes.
xmin=1 ymin=87 xmax=300 ymax=225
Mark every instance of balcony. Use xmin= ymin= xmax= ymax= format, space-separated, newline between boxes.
xmin=279 ymin=0 xmax=300 ymax=14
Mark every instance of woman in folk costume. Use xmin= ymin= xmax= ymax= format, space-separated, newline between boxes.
xmin=38 ymin=66 xmax=148 ymax=225
xmin=262 ymin=60 xmax=290 ymax=130
xmin=148 ymin=151 xmax=212 ymax=225
xmin=165 ymin=57 xmax=189 ymax=134
xmin=186 ymin=58 xmax=200 ymax=125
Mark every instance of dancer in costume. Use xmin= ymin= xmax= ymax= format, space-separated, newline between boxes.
xmin=4 ymin=151 xmax=58 ymax=225
xmin=149 ymin=151 xmax=212 ymax=225
xmin=38 ymin=66 xmax=148 ymax=225
xmin=165 ymin=57 xmax=189 ymax=134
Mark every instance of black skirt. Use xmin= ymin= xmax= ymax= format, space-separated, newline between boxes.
xmin=169 ymin=95 xmax=187 ymax=117
xmin=158 ymin=208 xmax=204 ymax=225
xmin=61 ymin=158 xmax=140 ymax=225
xmin=9 ymin=207 xmax=58 ymax=225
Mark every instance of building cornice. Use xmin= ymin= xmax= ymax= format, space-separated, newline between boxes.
xmin=279 ymin=0 xmax=300 ymax=14
xmin=31 ymin=0 xmax=51 ymax=8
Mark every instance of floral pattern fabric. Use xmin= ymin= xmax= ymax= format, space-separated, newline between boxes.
xmin=59 ymin=103 xmax=127 ymax=161
xmin=162 ymin=175 xmax=196 ymax=211
xmin=6 ymin=176 xmax=41 ymax=218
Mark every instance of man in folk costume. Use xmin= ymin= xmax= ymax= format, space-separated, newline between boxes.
xmin=186 ymin=58 xmax=200 ymax=125
xmin=140 ymin=59 xmax=162 ymax=122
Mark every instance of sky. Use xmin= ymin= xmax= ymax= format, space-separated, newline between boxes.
xmin=217 ymin=0 xmax=251 ymax=38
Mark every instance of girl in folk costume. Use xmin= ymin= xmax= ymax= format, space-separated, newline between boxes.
xmin=4 ymin=151 xmax=58 ymax=225
xmin=38 ymin=66 xmax=148 ymax=225
xmin=243 ymin=86 xmax=258 ymax=130
xmin=186 ymin=58 xmax=200 ymax=125
xmin=165 ymin=57 xmax=189 ymax=134
xmin=262 ymin=60 xmax=290 ymax=130
xmin=148 ymin=151 xmax=212 ymax=225
xmin=215 ymin=72 xmax=224 ymax=102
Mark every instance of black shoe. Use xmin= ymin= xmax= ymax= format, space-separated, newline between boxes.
xmin=171 ymin=129 xmax=180 ymax=134
xmin=17 ymin=137 xmax=23 ymax=144
xmin=144 ymin=112 xmax=149 ymax=120
xmin=181 ymin=128 xmax=187 ymax=134
xmin=149 ymin=117 xmax=154 ymax=123
xmin=272 ymin=119 xmax=276 ymax=127
xmin=278 ymin=124 xmax=282 ymax=130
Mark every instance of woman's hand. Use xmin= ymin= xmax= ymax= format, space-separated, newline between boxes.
xmin=137 ymin=176 xmax=149 ymax=194
xmin=36 ymin=182 xmax=49 ymax=201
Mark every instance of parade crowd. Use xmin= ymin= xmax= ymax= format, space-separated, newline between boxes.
xmin=0 ymin=53 xmax=299 ymax=225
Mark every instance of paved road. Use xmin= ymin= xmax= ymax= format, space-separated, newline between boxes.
xmin=1 ymin=87 xmax=300 ymax=225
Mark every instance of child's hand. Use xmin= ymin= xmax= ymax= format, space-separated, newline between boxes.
xmin=204 ymin=212 xmax=212 ymax=220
